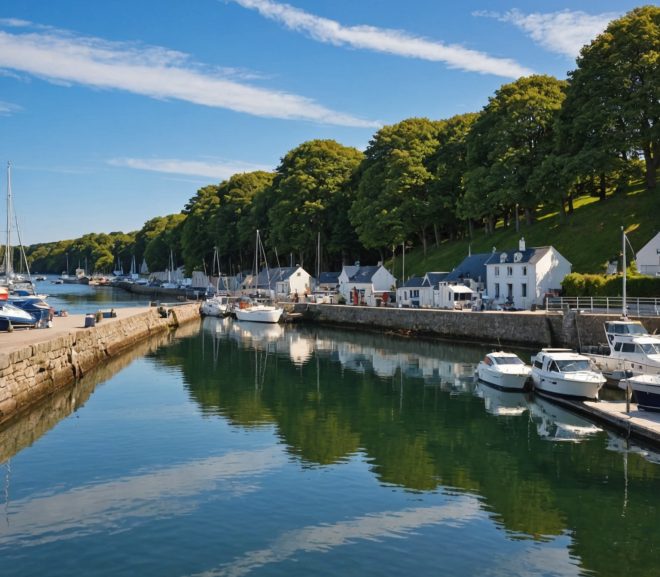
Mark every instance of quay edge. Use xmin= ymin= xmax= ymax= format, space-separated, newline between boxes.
xmin=294 ymin=304 xmax=660 ymax=350
xmin=0 ymin=303 xmax=201 ymax=427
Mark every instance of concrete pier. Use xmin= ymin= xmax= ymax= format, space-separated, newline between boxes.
xmin=0 ymin=303 xmax=201 ymax=426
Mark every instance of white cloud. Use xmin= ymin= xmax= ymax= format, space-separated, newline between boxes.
xmin=109 ymin=157 xmax=273 ymax=180
xmin=231 ymin=0 xmax=533 ymax=79
xmin=0 ymin=22 xmax=377 ymax=127
xmin=0 ymin=99 xmax=21 ymax=115
xmin=475 ymin=9 xmax=619 ymax=59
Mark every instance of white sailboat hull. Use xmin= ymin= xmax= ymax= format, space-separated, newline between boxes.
xmin=235 ymin=305 xmax=283 ymax=324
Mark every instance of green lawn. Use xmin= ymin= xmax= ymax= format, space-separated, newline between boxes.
xmin=392 ymin=181 xmax=659 ymax=278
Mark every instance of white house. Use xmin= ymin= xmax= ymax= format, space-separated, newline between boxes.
xmin=245 ymin=266 xmax=311 ymax=300
xmin=397 ymin=272 xmax=450 ymax=308
xmin=485 ymin=238 xmax=571 ymax=310
xmin=636 ymin=232 xmax=660 ymax=276
xmin=339 ymin=264 xmax=397 ymax=306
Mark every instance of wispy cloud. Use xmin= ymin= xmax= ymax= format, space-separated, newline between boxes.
xmin=230 ymin=0 xmax=533 ymax=79
xmin=0 ymin=21 xmax=376 ymax=127
xmin=109 ymin=157 xmax=273 ymax=180
xmin=475 ymin=9 xmax=619 ymax=59
xmin=0 ymin=99 xmax=21 ymax=115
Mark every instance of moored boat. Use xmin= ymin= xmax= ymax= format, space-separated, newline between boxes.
xmin=200 ymin=294 xmax=230 ymax=317
xmin=0 ymin=288 xmax=37 ymax=330
xmin=476 ymin=351 xmax=531 ymax=391
xmin=582 ymin=319 xmax=660 ymax=379
xmin=531 ymin=348 xmax=605 ymax=401
xmin=620 ymin=374 xmax=660 ymax=411
xmin=235 ymin=301 xmax=283 ymax=324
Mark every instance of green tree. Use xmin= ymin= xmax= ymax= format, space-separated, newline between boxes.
xmin=350 ymin=118 xmax=443 ymax=257
xmin=426 ymin=113 xmax=480 ymax=241
xmin=559 ymin=6 xmax=659 ymax=191
xmin=143 ymin=214 xmax=186 ymax=272
xmin=268 ymin=140 xmax=363 ymax=271
xmin=180 ymin=185 xmax=220 ymax=275
xmin=211 ymin=171 xmax=274 ymax=276
xmin=464 ymin=75 xmax=567 ymax=231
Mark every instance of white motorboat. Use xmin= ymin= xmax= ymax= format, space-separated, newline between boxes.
xmin=200 ymin=294 xmax=230 ymax=317
xmin=582 ymin=319 xmax=660 ymax=379
xmin=531 ymin=349 xmax=605 ymax=400
xmin=476 ymin=351 xmax=531 ymax=390
xmin=620 ymin=373 xmax=660 ymax=411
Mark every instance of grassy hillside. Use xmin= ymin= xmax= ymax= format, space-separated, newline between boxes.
xmin=391 ymin=179 xmax=659 ymax=279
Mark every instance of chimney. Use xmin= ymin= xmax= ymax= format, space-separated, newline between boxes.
xmin=519 ymin=237 xmax=526 ymax=251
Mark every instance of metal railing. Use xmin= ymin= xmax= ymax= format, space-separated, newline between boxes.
xmin=545 ymin=296 xmax=660 ymax=317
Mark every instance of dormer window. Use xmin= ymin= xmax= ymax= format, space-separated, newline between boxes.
xmin=500 ymin=253 xmax=507 ymax=263
xmin=513 ymin=252 xmax=522 ymax=262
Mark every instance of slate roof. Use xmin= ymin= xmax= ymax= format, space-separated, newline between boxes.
xmin=424 ymin=272 xmax=449 ymax=287
xmin=253 ymin=266 xmax=301 ymax=289
xmin=344 ymin=265 xmax=382 ymax=283
xmin=401 ymin=275 xmax=426 ymax=288
xmin=318 ymin=271 xmax=340 ymax=285
xmin=444 ymin=253 xmax=496 ymax=283
xmin=487 ymin=247 xmax=551 ymax=265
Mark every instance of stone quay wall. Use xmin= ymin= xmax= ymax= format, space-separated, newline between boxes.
xmin=298 ymin=304 xmax=660 ymax=350
xmin=0 ymin=303 xmax=201 ymax=426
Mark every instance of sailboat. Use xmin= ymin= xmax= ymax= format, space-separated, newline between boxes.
xmin=1 ymin=162 xmax=37 ymax=294
xmin=235 ymin=230 xmax=283 ymax=323
xmin=161 ymin=250 xmax=178 ymax=289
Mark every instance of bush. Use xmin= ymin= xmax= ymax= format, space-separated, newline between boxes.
xmin=562 ymin=272 xmax=660 ymax=297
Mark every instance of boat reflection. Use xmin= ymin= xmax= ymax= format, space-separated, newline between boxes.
xmin=474 ymin=381 xmax=529 ymax=417
xmin=528 ymin=396 xmax=602 ymax=442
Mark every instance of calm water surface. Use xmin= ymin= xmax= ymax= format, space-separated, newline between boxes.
xmin=1 ymin=309 xmax=659 ymax=577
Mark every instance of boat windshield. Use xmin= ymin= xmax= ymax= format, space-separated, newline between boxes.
xmin=494 ymin=356 xmax=524 ymax=365
xmin=639 ymin=343 xmax=660 ymax=355
xmin=555 ymin=359 xmax=592 ymax=372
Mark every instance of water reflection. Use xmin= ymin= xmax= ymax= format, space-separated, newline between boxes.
xmin=0 ymin=447 xmax=286 ymax=547
xmin=475 ymin=381 xmax=529 ymax=417
xmin=528 ymin=397 xmax=602 ymax=442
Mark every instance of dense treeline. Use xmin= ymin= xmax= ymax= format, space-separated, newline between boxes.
xmin=25 ymin=7 xmax=659 ymax=277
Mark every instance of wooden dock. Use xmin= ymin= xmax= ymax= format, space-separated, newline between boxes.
xmin=536 ymin=391 xmax=660 ymax=446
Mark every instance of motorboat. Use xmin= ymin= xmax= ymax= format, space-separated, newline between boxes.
xmin=200 ymin=294 xmax=230 ymax=317
xmin=0 ymin=289 xmax=37 ymax=330
xmin=476 ymin=351 xmax=531 ymax=390
xmin=531 ymin=348 xmax=606 ymax=400
xmin=9 ymin=293 xmax=53 ymax=327
xmin=582 ymin=319 xmax=660 ymax=379
xmin=620 ymin=373 xmax=660 ymax=411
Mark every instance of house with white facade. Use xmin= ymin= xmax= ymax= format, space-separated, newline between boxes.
xmin=244 ymin=266 xmax=311 ymax=300
xmin=485 ymin=238 xmax=571 ymax=310
xmin=339 ymin=264 xmax=397 ymax=306
xmin=636 ymin=232 xmax=660 ymax=276
xmin=397 ymin=272 xmax=450 ymax=307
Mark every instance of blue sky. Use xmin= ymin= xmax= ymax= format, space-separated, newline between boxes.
xmin=0 ymin=0 xmax=643 ymax=244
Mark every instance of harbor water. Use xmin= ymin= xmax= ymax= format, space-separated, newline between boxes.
xmin=1 ymin=309 xmax=660 ymax=576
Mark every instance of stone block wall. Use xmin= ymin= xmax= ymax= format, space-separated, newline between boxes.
xmin=0 ymin=303 xmax=201 ymax=426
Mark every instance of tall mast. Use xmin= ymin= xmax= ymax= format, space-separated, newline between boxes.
xmin=5 ymin=162 xmax=13 ymax=279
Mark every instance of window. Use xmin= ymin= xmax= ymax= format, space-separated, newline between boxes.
xmin=522 ymin=283 xmax=527 ymax=298
xmin=495 ymin=283 xmax=500 ymax=298
xmin=507 ymin=266 xmax=513 ymax=276
xmin=522 ymin=266 xmax=527 ymax=276
xmin=621 ymin=343 xmax=635 ymax=353
xmin=495 ymin=266 xmax=500 ymax=276
xmin=507 ymin=284 xmax=513 ymax=298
